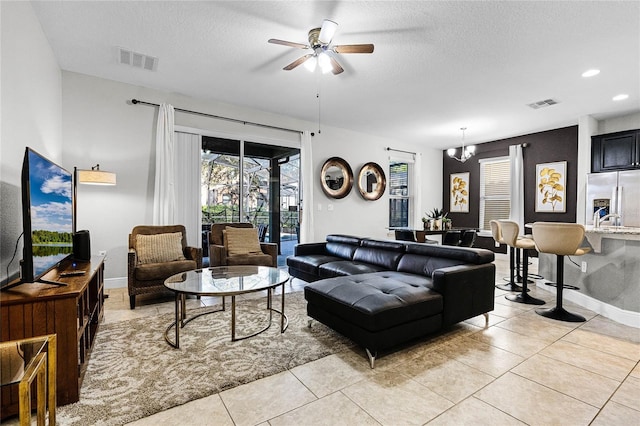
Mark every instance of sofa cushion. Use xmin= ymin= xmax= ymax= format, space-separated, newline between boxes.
xmin=135 ymin=259 xmax=196 ymax=281
xmin=210 ymin=222 xmax=253 ymax=246
xmin=305 ymin=272 xmax=442 ymax=332
xmin=136 ymin=232 xmax=185 ymax=264
xmin=318 ymin=261 xmax=388 ymax=278
xmin=324 ymin=234 xmax=362 ymax=260
xmin=223 ymin=227 xmax=262 ymax=256
xmin=405 ymin=243 xmax=494 ymax=264
xmin=397 ymin=245 xmax=492 ymax=277
xmin=226 ymin=253 xmax=273 ymax=267
xmin=287 ymin=254 xmax=345 ymax=275
xmin=326 ymin=234 xmax=362 ymax=245
xmin=352 ymin=239 xmax=405 ymax=270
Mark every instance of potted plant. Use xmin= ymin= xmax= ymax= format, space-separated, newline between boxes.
xmin=424 ymin=208 xmax=445 ymax=230
xmin=442 ymin=215 xmax=452 ymax=230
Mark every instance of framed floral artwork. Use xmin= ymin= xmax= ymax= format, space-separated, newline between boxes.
xmin=535 ymin=161 xmax=566 ymax=212
xmin=450 ymin=172 xmax=469 ymax=213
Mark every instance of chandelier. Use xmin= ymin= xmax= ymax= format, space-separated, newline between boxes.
xmin=447 ymin=127 xmax=476 ymax=163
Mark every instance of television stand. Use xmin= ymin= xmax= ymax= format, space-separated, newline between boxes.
xmin=0 ymin=256 xmax=105 ymax=418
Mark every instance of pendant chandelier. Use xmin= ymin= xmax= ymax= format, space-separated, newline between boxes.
xmin=447 ymin=127 xmax=476 ymax=163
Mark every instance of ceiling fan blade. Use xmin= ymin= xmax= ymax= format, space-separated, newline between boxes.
xmin=283 ymin=54 xmax=313 ymax=71
xmin=329 ymin=56 xmax=344 ymax=75
xmin=333 ymin=44 xmax=375 ymax=54
xmin=268 ymin=39 xmax=308 ymax=49
xmin=318 ymin=19 xmax=338 ymax=44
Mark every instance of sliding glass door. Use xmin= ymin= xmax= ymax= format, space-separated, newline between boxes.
xmin=201 ymin=137 xmax=300 ymax=254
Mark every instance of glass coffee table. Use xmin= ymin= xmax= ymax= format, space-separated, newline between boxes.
xmin=163 ymin=266 xmax=290 ymax=348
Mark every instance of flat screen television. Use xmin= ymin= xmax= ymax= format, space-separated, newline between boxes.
xmin=20 ymin=147 xmax=74 ymax=283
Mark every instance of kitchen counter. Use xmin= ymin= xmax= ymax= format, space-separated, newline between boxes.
xmin=584 ymin=225 xmax=640 ymax=253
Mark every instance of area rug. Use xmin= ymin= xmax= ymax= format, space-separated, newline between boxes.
xmin=57 ymin=291 xmax=355 ymax=425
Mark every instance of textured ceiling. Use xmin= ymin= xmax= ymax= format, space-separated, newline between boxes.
xmin=31 ymin=1 xmax=640 ymax=149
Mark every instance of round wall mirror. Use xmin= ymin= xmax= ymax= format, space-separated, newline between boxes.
xmin=320 ymin=157 xmax=353 ymax=199
xmin=357 ymin=162 xmax=386 ymax=201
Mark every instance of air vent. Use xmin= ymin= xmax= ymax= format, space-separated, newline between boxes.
xmin=527 ymin=98 xmax=559 ymax=109
xmin=118 ymin=47 xmax=158 ymax=71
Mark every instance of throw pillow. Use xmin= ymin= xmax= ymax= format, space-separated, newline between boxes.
xmin=223 ymin=227 xmax=262 ymax=256
xmin=136 ymin=232 xmax=185 ymax=264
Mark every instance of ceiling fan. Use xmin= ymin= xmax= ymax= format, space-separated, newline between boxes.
xmin=268 ymin=19 xmax=374 ymax=75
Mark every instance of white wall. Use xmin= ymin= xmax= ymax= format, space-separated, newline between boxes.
xmin=597 ymin=112 xmax=640 ymax=134
xmin=61 ymin=72 xmax=442 ymax=281
xmin=0 ymin=1 xmax=62 ymax=284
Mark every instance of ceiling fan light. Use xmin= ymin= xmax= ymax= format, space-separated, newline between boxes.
xmin=318 ymin=52 xmax=332 ymax=73
xmin=318 ymin=20 xmax=338 ymax=44
xmin=304 ymin=56 xmax=317 ymax=72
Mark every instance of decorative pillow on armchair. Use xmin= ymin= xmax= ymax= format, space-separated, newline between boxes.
xmin=223 ymin=227 xmax=262 ymax=256
xmin=136 ymin=232 xmax=186 ymax=264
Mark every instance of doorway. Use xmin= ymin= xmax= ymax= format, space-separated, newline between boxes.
xmin=201 ymin=136 xmax=300 ymax=259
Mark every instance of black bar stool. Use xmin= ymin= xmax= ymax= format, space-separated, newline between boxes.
xmin=532 ymin=222 xmax=590 ymax=322
xmin=499 ymin=220 xmax=545 ymax=305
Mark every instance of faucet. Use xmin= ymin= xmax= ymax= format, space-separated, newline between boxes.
xmin=594 ymin=208 xmax=621 ymax=228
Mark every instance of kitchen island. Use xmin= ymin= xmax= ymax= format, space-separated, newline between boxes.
xmin=537 ymin=226 xmax=640 ymax=327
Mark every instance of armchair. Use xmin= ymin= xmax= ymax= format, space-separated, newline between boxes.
xmin=208 ymin=223 xmax=277 ymax=267
xmin=128 ymin=225 xmax=202 ymax=309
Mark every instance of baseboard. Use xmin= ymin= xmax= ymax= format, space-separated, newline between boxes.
xmin=105 ymin=277 xmax=126 ymax=289
xmin=535 ymin=281 xmax=640 ymax=328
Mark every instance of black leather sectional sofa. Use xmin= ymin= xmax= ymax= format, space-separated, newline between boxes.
xmin=287 ymin=234 xmax=496 ymax=367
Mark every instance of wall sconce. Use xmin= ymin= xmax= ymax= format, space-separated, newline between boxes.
xmin=73 ymin=164 xmax=116 ymax=233
xmin=447 ymin=127 xmax=476 ymax=163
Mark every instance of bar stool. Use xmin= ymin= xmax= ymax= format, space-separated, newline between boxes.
xmin=499 ymin=220 xmax=545 ymax=305
xmin=490 ymin=220 xmax=524 ymax=292
xmin=532 ymin=222 xmax=590 ymax=322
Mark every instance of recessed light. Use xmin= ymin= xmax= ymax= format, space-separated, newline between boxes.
xmin=581 ymin=69 xmax=600 ymax=77
xmin=612 ymin=94 xmax=629 ymax=101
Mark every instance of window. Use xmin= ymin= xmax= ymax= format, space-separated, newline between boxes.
xmin=479 ymin=157 xmax=510 ymax=231
xmin=389 ymin=161 xmax=410 ymax=227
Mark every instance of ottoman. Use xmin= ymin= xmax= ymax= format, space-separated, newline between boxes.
xmin=304 ymin=271 xmax=444 ymax=368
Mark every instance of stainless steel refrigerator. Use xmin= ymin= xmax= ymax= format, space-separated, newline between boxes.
xmin=586 ymin=170 xmax=640 ymax=227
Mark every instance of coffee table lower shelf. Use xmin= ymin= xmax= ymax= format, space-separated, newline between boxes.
xmin=164 ymin=285 xmax=288 ymax=348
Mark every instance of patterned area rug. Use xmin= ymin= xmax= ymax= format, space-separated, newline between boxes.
xmin=58 ymin=291 xmax=354 ymax=425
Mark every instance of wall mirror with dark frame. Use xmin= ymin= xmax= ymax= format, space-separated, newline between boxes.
xmin=357 ymin=162 xmax=386 ymax=201
xmin=320 ymin=157 xmax=353 ymax=199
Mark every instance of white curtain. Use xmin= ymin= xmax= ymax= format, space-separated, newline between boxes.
xmin=300 ymin=131 xmax=314 ymax=243
xmin=509 ymin=144 xmax=525 ymax=231
xmin=413 ymin=152 xmax=422 ymax=229
xmin=173 ymin=132 xmax=202 ymax=247
xmin=153 ymin=103 xmax=175 ymax=225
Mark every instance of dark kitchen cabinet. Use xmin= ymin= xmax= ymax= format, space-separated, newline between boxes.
xmin=591 ymin=129 xmax=640 ymax=172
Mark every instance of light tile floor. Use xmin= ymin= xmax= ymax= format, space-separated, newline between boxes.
xmin=102 ymin=254 xmax=640 ymax=425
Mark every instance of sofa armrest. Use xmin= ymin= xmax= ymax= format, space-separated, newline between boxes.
xmin=127 ymin=249 xmax=137 ymax=288
xmin=260 ymin=242 xmax=278 ymax=267
xmin=209 ymin=244 xmax=226 ymax=266
xmin=430 ymin=263 xmax=496 ymax=327
xmin=184 ymin=246 xmax=203 ymax=269
xmin=294 ymin=242 xmax=328 ymax=256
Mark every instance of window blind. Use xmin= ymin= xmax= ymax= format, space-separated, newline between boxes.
xmin=480 ymin=157 xmax=511 ymax=230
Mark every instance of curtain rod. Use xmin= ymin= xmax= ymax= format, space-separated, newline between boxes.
xmin=130 ymin=99 xmax=303 ymax=135
xmin=386 ymin=147 xmax=416 ymax=155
